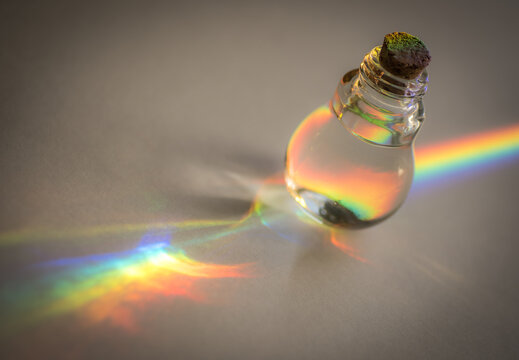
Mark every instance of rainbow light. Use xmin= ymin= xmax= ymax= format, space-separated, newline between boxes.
xmin=347 ymin=102 xmax=395 ymax=145
xmin=352 ymin=119 xmax=393 ymax=145
xmin=1 ymin=230 xmax=252 ymax=333
xmin=0 ymin=219 xmax=238 ymax=247
xmin=330 ymin=230 xmax=369 ymax=263
xmin=413 ymin=123 xmax=519 ymax=190
xmin=0 ymin=174 xmax=370 ymax=336
xmin=0 ymin=174 xmax=371 ymax=338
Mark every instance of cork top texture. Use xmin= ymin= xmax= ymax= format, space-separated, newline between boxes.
xmin=379 ymin=32 xmax=431 ymax=80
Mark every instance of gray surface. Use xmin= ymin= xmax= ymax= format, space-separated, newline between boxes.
xmin=1 ymin=0 xmax=519 ymax=359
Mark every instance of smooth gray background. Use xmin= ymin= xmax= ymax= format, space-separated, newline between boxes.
xmin=1 ymin=0 xmax=518 ymax=359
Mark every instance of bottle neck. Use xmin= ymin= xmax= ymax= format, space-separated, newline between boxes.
xmin=331 ymin=46 xmax=428 ymax=147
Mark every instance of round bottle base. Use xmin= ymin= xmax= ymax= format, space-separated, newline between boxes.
xmin=286 ymin=180 xmax=392 ymax=229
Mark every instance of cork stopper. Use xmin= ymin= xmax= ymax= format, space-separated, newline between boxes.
xmin=379 ymin=32 xmax=431 ymax=80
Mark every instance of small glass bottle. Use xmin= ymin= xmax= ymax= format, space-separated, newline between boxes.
xmin=285 ymin=32 xmax=430 ymax=228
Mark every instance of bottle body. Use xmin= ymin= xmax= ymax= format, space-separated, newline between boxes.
xmin=285 ymin=103 xmax=414 ymax=227
xmin=285 ymin=47 xmax=427 ymax=227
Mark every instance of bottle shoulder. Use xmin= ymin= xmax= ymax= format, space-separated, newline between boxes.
xmin=332 ymin=72 xmax=424 ymax=147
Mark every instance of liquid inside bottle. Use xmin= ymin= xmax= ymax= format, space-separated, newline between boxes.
xmin=285 ymin=43 xmax=429 ymax=228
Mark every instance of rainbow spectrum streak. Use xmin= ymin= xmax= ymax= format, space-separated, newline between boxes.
xmin=413 ymin=122 xmax=519 ymax=191
xmin=1 ymin=230 xmax=252 ymax=333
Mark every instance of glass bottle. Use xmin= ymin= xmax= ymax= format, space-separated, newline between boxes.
xmin=285 ymin=43 xmax=429 ymax=228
